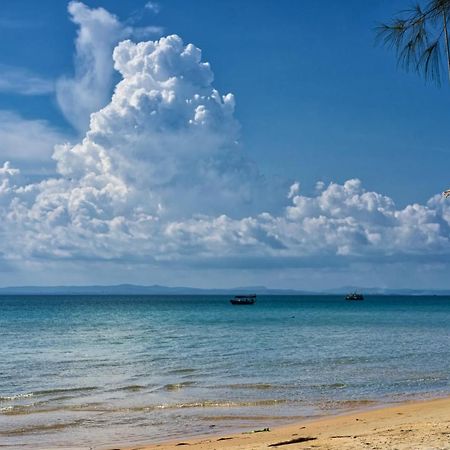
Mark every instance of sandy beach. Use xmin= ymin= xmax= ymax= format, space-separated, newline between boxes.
xmin=119 ymin=396 xmax=450 ymax=450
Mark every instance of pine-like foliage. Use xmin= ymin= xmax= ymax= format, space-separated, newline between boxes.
xmin=377 ymin=0 xmax=450 ymax=85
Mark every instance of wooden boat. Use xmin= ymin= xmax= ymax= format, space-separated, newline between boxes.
xmin=230 ymin=294 xmax=256 ymax=305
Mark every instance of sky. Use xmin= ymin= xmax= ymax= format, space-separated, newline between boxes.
xmin=0 ymin=0 xmax=449 ymax=290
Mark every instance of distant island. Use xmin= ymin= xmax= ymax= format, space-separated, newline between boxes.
xmin=0 ymin=284 xmax=449 ymax=296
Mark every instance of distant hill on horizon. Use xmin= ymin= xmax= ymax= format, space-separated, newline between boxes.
xmin=0 ymin=284 xmax=312 ymax=296
xmin=0 ymin=284 xmax=449 ymax=296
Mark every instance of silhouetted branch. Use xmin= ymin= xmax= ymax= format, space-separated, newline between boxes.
xmin=376 ymin=0 xmax=450 ymax=84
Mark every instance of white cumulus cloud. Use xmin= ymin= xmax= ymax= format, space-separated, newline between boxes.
xmin=0 ymin=33 xmax=449 ymax=282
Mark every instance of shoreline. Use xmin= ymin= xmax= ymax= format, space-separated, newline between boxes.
xmin=116 ymin=395 xmax=450 ymax=450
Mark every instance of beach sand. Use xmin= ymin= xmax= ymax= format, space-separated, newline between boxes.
xmin=118 ymin=396 xmax=450 ymax=450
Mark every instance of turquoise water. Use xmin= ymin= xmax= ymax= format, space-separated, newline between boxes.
xmin=1 ymin=295 xmax=450 ymax=449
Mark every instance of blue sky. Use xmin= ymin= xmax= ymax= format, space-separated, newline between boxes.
xmin=0 ymin=0 xmax=449 ymax=289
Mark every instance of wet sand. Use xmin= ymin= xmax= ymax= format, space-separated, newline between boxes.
xmin=117 ymin=396 xmax=450 ymax=450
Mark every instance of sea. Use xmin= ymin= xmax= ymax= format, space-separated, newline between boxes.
xmin=1 ymin=295 xmax=450 ymax=449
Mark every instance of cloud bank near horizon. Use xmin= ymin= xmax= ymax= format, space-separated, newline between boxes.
xmin=1 ymin=28 xmax=450 ymax=279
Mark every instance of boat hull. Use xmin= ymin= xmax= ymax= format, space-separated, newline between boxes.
xmin=230 ymin=294 xmax=256 ymax=305
xmin=230 ymin=299 xmax=255 ymax=305
xmin=345 ymin=294 xmax=364 ymax=301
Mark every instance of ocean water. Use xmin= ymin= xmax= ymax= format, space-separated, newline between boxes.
xmin=1 ymin=295 xmax=450 ymax=449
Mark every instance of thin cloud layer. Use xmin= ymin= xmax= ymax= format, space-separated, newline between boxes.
xmin=0 ymin=111 xmax=67 ymax=173
xmin=145 ymin=2 xmax=161 ymax=14
xmin=0 ymin=33 xmax=449 ymax=274
xmin=0 ymin=64 xmax=54 ymax=95
xmin=56 ymin=1 xmax=129 ymax=133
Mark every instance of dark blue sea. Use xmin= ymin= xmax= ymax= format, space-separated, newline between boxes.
xmin=1 ymin=295 xmax=450 ymax=449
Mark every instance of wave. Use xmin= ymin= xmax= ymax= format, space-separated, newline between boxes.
xmin=34 ymin=386 xmax=97 ymax=396
xmin=163 ymin=382 xmax=196 ymax=391
xmin=1 ymin=398 xmax=289 ymax=416
xmin=0 ymin=393 xmax=34 ymax=401
xmin=0 ymin=386 xmax=98 ymax=403
xmin=0 ymin=419 xmax=86 ymax=436
xmin=155 ymin=399 xmax=288 ymax=409
xmin=115 ymin=385 xmax=146 ymax=392
xmin=166 ymin=368 xmax=198 ymax=375
xmin=1 ymin=401 xmax=104 ymax=416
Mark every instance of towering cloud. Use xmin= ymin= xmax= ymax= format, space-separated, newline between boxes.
xmin=0 ymin=32 xmax=449 ymax=280
xmin=54 ymin=35 xmax=266 ymax=220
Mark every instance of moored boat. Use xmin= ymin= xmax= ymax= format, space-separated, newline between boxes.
xmin=230 ymin=294 xmax=256 ymax=305
xmin=345 ymin=292 xmax=364 ymax=301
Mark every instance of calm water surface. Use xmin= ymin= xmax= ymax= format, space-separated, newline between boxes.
xmin=1 ymin=295 xmax=450 ymax=449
